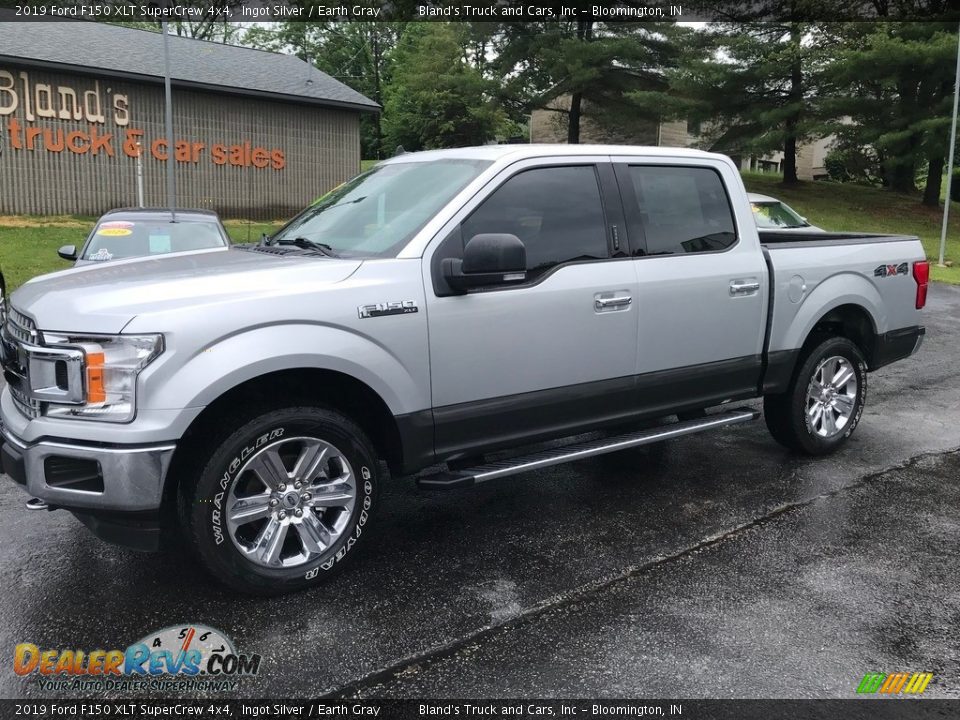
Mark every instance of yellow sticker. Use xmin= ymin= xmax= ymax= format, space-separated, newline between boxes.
xmin=97 ymin=228 xmax=132 ymax=237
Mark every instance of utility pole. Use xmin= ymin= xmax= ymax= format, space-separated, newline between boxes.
xmin=135 ymin=141 xmax=144 ymax=208
xmin=162 ymin=21 xmax=177 ymax=222
xmin=938 ymin=23 xmax=960 ymax=267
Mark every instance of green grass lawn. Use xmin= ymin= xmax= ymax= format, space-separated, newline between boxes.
xmin=1 ymin=173 xmax=957 ymax=290
xmin=742 ymin=172 xmax=960 ymax=284
xmin=0 ymin=216 xmax=282 ymax=291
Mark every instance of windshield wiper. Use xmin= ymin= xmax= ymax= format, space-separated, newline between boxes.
xmin=276 ymin=237 xmax=340 ymax=257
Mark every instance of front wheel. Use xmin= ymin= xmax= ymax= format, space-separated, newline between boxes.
xmin=764 ymin=336 xmax=867 ymax=455
xmin=179 ymin=406 xmax=379 ymax=595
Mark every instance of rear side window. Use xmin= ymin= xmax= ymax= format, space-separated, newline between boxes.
xmin=623 ymin=166 xmax=736 ymax=255
xmin=461 ymin=165 xmax=608 ymax=276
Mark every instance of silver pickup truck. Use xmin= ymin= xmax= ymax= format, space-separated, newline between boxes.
xmin=0 ymin=146 xmax=927 ymax=594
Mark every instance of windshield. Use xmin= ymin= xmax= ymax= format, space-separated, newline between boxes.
xmin=84 ymin=217 xmax=228 ymax=261
xmin=269 ymin=159 xmax=491 ymax=257
xmin=751 ymin=201 xmax=808 ymax=229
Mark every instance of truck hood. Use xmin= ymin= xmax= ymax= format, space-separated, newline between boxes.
xmin=10 ymin=248 xmax=363 ymax=335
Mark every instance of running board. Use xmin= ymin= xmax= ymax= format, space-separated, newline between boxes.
xmin=417 ymin=407 xmax=759 ymax=490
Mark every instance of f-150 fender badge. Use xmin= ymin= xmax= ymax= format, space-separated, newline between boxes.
xmin=874 ymin=262 xmax=908 ymax=278
xmin=358 ymin=300 xmax=419 ymax=319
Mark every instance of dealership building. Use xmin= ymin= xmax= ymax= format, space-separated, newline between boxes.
xmin=0 ymin=22 xmax=378 ymax=219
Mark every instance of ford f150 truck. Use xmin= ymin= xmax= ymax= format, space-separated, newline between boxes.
xmin=0 ymin=146 xmax=927 ymax=594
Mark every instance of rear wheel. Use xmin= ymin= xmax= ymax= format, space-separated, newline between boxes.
xmin=764 ymin=336 xmax=867 ymax=455
xmin=179 ymin=406 xmax=379 ymax=595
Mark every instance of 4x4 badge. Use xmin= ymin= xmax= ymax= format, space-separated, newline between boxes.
xmin=874 ymin=262 xmax=908 ymax=278
xmin=358 ymin=300 xmax=418 ymax=319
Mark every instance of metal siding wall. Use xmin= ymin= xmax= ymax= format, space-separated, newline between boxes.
xmin=0 ymin=65 xmax=362 ymax=220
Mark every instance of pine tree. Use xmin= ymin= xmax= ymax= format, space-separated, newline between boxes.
xmin=665 ymin=21 xmax=826 ymax=184
xmin=492 ymin=21 xmax=690 ymax=144
xmin=822 ymin=22 xmax=958 ymax=204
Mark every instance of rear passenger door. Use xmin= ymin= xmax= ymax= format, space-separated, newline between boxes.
xmin=424 ymin=158 xmax=639 ymax=460
xmin=613 ymin=159 xmax=768 ymax=408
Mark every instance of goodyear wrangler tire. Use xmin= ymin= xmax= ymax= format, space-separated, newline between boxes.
xmin=180 ymin=406 xmax=379 ymax=595
xmin=764 ymin=336 xmax=867 ymax=456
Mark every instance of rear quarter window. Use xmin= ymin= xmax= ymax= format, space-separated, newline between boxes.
xmin=622 ymin=166 xmax=737 ymax=256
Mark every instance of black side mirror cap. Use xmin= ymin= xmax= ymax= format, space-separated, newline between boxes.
xmin=58 ymin=245 xmax=78 ymax=261
xmin=442 ymin=234 xmax=527 ymax=293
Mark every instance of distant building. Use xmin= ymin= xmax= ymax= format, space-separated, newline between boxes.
xmin=530 ymin=95 xmax=696 ymax=149
xmin=0 ymin=22 xmax=379 ymax=219
xmin=743 ymin=137 xmax=833 ymax=181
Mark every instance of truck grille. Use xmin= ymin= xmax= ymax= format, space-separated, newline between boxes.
xmin=6 ymin=307 xmax=38 ymax=344
xmin=10 ymin=385 xmax=40 ymax=419
xmin=2 ymin=306 xmax=41 ymax=419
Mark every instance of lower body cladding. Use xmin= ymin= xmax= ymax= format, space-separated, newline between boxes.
xmin=0 ymin=425 xmax=174 ymax=551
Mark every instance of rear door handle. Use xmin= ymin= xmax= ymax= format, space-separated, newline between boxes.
xmin=594 ymin=296 xmax=632 ymax=310
xmin=729 ymin=280 xmax=760 ymax=296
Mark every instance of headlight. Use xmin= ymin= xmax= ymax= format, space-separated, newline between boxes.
xmin=41 ymin=333 xmax=164 ymax=422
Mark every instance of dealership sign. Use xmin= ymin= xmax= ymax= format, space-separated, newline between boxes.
xmin=0 ymin=68 xmax=286 ymax=169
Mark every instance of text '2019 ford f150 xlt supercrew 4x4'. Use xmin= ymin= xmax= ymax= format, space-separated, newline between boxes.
xmin=0 ymin=146 xmax=927 ymax=594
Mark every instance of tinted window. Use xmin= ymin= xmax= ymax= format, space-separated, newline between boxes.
xmin=461 ymin=166 xmax=608 ymax=275
xmin=625 ymin=166 xmax=736 ymax=255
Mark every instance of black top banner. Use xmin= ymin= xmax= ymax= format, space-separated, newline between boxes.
xmin=0 ymin=0 xmax=958 ymax=23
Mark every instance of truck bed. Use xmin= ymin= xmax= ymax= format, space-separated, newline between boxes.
xmin=759 ymin=230 xmax=919 ymax=247
xmin=761 ymin=231 xmax=926 ymax=388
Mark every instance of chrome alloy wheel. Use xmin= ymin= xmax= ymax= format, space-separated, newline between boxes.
xmin=805 ymin=355 xmax=858 ymax=438
xmin=225 ymin=436 xmax=357 ymax=568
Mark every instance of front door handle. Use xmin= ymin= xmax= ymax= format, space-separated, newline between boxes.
xmin=595 ymin=296 xmax=632 ymax=310
xmin=729 ymin=280 xmax=760 ymax=296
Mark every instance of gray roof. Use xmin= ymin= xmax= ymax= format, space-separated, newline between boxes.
xmin=0 ymin=21 xmax=379 ymax=112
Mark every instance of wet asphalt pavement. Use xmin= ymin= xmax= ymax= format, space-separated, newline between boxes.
xmin=1 ymin=283 xmax=959 ymax=700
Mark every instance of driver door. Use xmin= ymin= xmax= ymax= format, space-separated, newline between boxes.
xmin=423 ymin=158 xmax=640 ymax=461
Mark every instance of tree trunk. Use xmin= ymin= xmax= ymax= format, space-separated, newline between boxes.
xmin=567 ymin=92 xmax=582 ymax=144
xmin=887 ymin=162 xmax=917 ymax=193
xmin=886 ymin=79 xmax=919 ymax=194
xmin=782 ymin=24 xmax=802 ymax=185
xmin=922 ymin=154 xmax=944 ymax=207
xmin=782 ymin=133 xmax=798 ymax=184
xmin=567 ymin=21 xmax=593 ymax=145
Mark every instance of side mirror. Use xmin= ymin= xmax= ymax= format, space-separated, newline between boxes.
xmin=442 ymin=234 xmax=527 ymax=293
xmin=57 ymin=245 xmax=78 ymax=261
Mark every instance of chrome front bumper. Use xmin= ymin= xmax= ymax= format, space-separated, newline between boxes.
xmin=0 ymin=423 xmax=175 ymax=512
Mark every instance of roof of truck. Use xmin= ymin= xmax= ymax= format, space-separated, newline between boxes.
xmin=379 ymin=144 xmax=732 ymax=165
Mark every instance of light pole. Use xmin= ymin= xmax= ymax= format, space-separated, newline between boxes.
xmin=162 ymin=21 xmax=177 ymax=222
xmin=938 ymin=22 xmax=960 ymax=267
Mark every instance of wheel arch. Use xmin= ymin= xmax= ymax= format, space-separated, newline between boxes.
xmin=804 ymin=303 xmax=878 ymax=363
xmin=779 ymin=272 xmax=886 ymax=367
xmin=160 ymin=368 xmax=416 ymax=522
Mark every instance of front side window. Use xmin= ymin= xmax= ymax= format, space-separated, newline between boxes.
xmin=270 ymin=159 xmax=491 ymax=258
xmin=624 ymin=166 xmax=736 ymax=255
xmin=460 ymin=165 xmax=608 ymax=276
